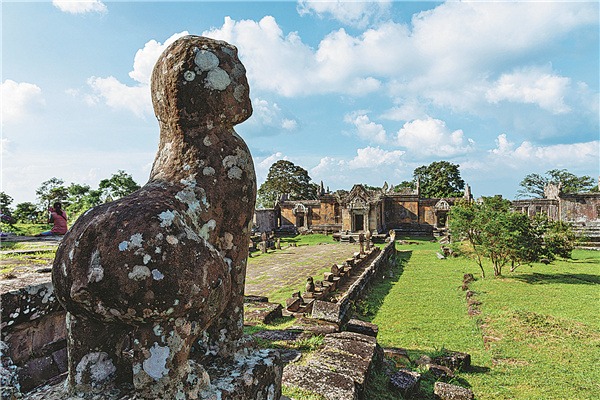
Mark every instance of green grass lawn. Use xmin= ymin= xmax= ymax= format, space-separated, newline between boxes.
xmin=358 ymin=239 xmax=600 ymax=399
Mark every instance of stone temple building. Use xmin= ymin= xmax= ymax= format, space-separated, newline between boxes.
xmin=254 ymin=183 xmax=474 ymax=237
xmin=254 ymin=180 xmax=600 ymax=245
xmin=512 ymin=183 xmax=600 ymax=246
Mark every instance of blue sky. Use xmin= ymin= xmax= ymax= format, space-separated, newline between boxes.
xmin=2 ymin=0 xmax=599 ymax=205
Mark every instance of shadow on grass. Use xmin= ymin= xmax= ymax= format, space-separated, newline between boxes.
xmin=352 ymin=248 xmax=412 ymax=322
xmin=511 ymin=272 xmax=599 ymax=285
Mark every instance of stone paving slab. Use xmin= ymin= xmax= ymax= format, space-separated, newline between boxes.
xmin=245 ymin=243 xmax=359 ymax=302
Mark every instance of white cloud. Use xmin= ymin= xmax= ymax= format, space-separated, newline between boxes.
xmin=52 ymin=0 xmax=107 ymax=14
xmin=297 ymin=0 xmax=392 ymax=28
xmin=486 ymin=66 xmax=572 ymax=114
xmin=129 ymin=32 xmax=189 ymax=85
xmin=395 ymin=118 xmax=475 ymax=157
xmin=310 ymin=147 xmax=407 ymax=189
xmin=1 ymin=80 xmax=45 ymax=124
xmin=489 ymin=134 xmax=599 ymax=168
xmin=1 ymin=138 xmax=10 ymax=155
xmin=87 ymin=76 xmax=151 ymax=118
xmin=346 ymin=146 xmax=404 ymax=169
xmin=85 ymin=31 xmax=188 ymax=118
xmin=344 ymin=113 xmax=387 ymax=144
xmin=380 ymin=100 xmax=429 ymax=122
xmin=203 ymin=16 xmax=384 ymax=97
xmin=249 ymin=98 xmax=298 ymax=132
xmin=255 ymin=152 xmax=289 ymax=184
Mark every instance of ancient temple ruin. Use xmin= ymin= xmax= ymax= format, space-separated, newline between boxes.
xmin=256 ymin=183 xmax=473 ymax=237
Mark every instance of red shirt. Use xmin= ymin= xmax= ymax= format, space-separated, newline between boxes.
xmin=50 ymin=211 xmax=68 ymax=234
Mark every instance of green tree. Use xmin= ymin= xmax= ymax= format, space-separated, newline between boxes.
xmin=257 ymin=160 xmax=318 ymax=208
xmin=99 ymin=170 xmax=141 ymax=202
xmin=413 ymin=161 xmax=465 ymax=198
xmin=66 ymin=183 xmax=102 ymax=220
xmin=36 ymin=177 xmax=68 ymax=208
xmin=13 ymin=202 xmax=42 ymax=223
xmin=518 ymin=169 xmax=595 ymax=198
xmin=450 ymin=197 xmax=575 ymax=277
xmin=0 ymin=192 xmax=14 ymax=214
xmin=394 ymin=180 xmax=416 ymax=193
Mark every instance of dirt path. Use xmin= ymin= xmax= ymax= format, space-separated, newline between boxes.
xmin=245 ymin=242 xmax=359 ymax=301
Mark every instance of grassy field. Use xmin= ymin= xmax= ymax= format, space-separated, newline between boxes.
xmin=357 ymin=239 xmax=600 ymax=399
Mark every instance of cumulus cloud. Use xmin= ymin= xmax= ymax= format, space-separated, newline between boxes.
xmin=297 ymin=0 xmax=392 ymax=28
xmin=128 ymin=32 xmax=189 ymax=85
xmin=248 ymin=98 xmax=299 ymax=133
xmin=87 ymin=76 xmax=151 ymax=118
xmin=345 ymin=113 xmax=387 ymax=144
xmin=486 ymin=66 xmax=572 ymax=114
xmin=52 ymin=0 xmax=107 ymax=14
xmin=310 ymin=147 xmax=406 ymax=189
xmin=1 ymin=80 xmax=45 ymax=124
xmin=346 ymin=146 xmax=405 ymax=169
xmin=395 ymin=118 xmax=475 ymax=157
xmin=489 ymin=134 xmax=599 ymax=169
xmin=380 ymin=100 xmax=429 ymax=122
xmin=203 ymin=16 xmax=384 ymax=97
xmin=84 ymin=31 xmax=188 ymax=118
xmin=254 ymin=152 xmax=289 ymax=184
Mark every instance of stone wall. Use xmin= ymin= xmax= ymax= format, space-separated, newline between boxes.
xmin=560 ymin=193 xmax=600 ymax=222
xmin=1 ymin=279 xmax=67 ymax=393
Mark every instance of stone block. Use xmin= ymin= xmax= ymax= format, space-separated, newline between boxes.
xmin=434 ymin=382 xmax=474 ymax=400
xmin=18 ymin=355 xmax=60 ymax=393
xmin=433 ymin=351 xmax=472 ymax=371
xmin=311 ymin=300 xmax=342 ymax=323
xmin=323 ymin=272 xmax=334 ymax=282
xmin=200 ymin=349 xmax=283 ymax=400
xmin=389 ymin=369 xmax=420 ymax=398
xmin=322 ymin=332 xmax=382 ymax=366
xmin=288 ymin=317 xmax=339 ymax=335
xmin=345 ymin=319 xmax=378 ymax=337
xmin=383 ymin=347 xmax=411 ymax=366
xmin=285 ymin=297 xmax=303 ymax=312
xmin=282 ymin=364 xmax=358 ymax=400
xmin=428 ymin=363 xmax=454 ymax=380
xmin=245 ymin=295 xmax=269 ymax=303
xmin=244 ymin=302 xmax=283 ymax=326
xmin=252 ymin=330 xmax=303 ymax=342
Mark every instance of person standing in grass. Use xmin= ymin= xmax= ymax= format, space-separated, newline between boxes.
xmin=36 ymin=202 xmax=68 ymax=236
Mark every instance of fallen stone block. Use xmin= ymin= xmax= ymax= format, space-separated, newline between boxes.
xmin=434 ymin=382 xmax=474 ymax=400
xmin=383 ymin=347 xmax=411 ymax=366
xmin=245 ymin=295 xmax=270 ymax=303
xmin=389 ymin=369 xmax=420 ymax=398
xmin=428 ymin=363 xmax=455 ymax=380
xmin=283 ymin=364 xmax=358 ymax=400
xmin=244 ymin=302 xmax=283 ymax=325
xmin=288 ymin=317 xmax=339 ymax=335
xmin=311 ymin=299 xmax=343 ymax=323
xmin=345 ymin=319 xmax=379 ymax=337
xmin=432 ymin=351 xmax=472 ymax=371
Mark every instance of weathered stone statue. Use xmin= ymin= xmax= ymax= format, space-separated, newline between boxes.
xmin=52 ymin=36 xmax=260 ymax=399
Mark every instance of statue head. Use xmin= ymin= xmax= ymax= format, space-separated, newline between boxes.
xmin=151 ymin=35 xmax=252 ymax=130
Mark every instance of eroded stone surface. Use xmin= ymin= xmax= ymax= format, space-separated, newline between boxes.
xmin=50 ymin=35 xmax=269 ymax=399
xmin=433 ymin=382 xmax=475 ymax=400
xmin=389 ymin=369 xmax=420 ymax=398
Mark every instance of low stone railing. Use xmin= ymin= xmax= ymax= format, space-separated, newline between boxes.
xmin=285 ymin=240 xmax=396 ymax=325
